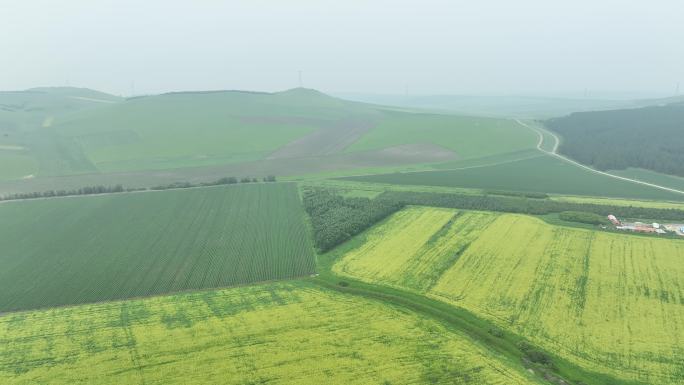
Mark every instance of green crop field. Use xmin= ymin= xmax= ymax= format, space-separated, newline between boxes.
xmin=0 ymin=183 xmax=315 ymax=313
xmin=334 ymin=206 xmax=684 ymax=384
xmin=0 ymin=281 xmax=538 ymax=385
xmin=344 ymin=154 xmax=684 ymax=201
xmin=609 ymin=168 xmax=684 ymax=191
xmin=345 ymin=112 xmax=537 ymax=158
xmin=0 ymin=152 xmax=38 ymax=181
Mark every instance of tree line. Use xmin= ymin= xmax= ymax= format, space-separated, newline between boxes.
xmin=381 ymin=190 xmax=684 ymax=221
xmin=304 ymin=188 xmax=684 ymax=253
xmin=0 ymin=175 xmax=277 ymax=201
xmin=558 ymin=211 xmax=610 ymax=225
xmin=0 ymin=184 xmax=131 ymax=201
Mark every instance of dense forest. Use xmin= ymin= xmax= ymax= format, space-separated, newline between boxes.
xmin=302 ymin=189 xmax=402 ymax=251
xmin=545 ymin=103 xmax=684 ymax=176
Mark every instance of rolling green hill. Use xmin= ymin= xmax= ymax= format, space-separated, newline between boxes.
xmin=0 ymin=87 xmax=123 ymax=179
xmin=0 ymin=88 xmax=391 ymax=180
xmin=0 ymin=87 xmax=545 ymax=196
xmin=0 ymin=87 xmax=121 ymax=132
xmin=3 ymin=88 xmax=380 ymax=178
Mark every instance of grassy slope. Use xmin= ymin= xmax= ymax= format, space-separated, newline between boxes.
xmin=53 ymin=89 xmax=372 ymax=173
xmin=0 ymin=183 xmax=315 ymax=312
xmin=0 ymin=88 xmax=383 ymax=179
xmin=0 ymin=87 xmax=122 ymax=136
xmin=0 ymin=88 xmax=122 ymax=180
xmin=332 ymin=207 xmax=684 ymax=384
xmin=0 ymin=152 xmax=38 ymax=180
xmin=343 ymin=154 xmax=684 ymax=201
xmin=345 ymin=112 xmax=536 ymax=158
xmin=0 ymin=281 xmax=539 ymax=385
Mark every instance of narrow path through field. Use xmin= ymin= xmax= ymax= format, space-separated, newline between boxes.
xmin=515 ymin=119 xmax=684 ymax=196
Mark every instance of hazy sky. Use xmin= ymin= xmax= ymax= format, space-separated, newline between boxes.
xmin=1 ymin=0 xmax=682 ymax=96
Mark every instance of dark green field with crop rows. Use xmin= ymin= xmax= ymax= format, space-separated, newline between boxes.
xmin=0 ymin=182 xmax=315 ymax=312
xmin=344 ymin=154 xmax=684 ymax=201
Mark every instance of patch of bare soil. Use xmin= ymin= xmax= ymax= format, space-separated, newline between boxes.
xmin=0 ymin=144 xmax=456 ymax=195
xmin=266 ymin=118 xmax=376 ymax=160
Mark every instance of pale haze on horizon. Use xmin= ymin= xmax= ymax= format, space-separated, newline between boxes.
xmin=1 ymin=0 xmax=682 ymax=97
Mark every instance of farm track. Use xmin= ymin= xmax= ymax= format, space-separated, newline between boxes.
xmin=516 ymin=119 xmax=684 ymax=196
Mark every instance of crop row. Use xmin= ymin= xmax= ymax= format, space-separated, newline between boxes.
xmin=0 ymin=183 xmax=315 ymax=312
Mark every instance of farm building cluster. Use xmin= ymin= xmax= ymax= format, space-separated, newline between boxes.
xmin=607 ymin=214 xmax=684 ymax=236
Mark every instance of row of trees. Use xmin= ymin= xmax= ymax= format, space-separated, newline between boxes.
xmin=151 ymin=175 xmax=276 ymax=190
xmin=302 ymin=188 xmax=402 ymax=252
xmin=0 ymin=175 xmax=278 ymax=201
xmin=0 ymin=184 xmax=133 ymax=201
xmin=303 ymin=187 xmax=655 ymax=249
xmin=303 ymin=188 xmax=684 ymax=253
xmin=484 ymin=190 xmax=549 ymax=199
xmin=380 ymin=190 xmax=684 ymax=221
xmin=558 ymin=211 xmax=610 ymax=225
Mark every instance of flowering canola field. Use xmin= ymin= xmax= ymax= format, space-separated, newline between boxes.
xmin=335 ymin=207 xmax=684 ymax=385
xmin=0 ymin=282 xmax=537 ymax=385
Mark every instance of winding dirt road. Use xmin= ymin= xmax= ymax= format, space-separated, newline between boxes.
xmin=515 ymin=119 xmax=684 ymax=196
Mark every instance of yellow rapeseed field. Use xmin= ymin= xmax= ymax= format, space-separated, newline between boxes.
xmin=334 ymin=206 xmax=498 ymax=291
xmin=0 ymin=281 xmax=538 ymax=385
xmin=335 ymin=208 xmax=684 ymax=385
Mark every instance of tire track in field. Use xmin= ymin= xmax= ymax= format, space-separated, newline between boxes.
xmin=120 ymin=303 xmax=146 ymax=385
xmin=515 ymin=119 xmax=684 ymax=196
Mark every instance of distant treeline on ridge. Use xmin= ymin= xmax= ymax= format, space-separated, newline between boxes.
xmin=0 ymin=175 xmax=277 ymax=202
